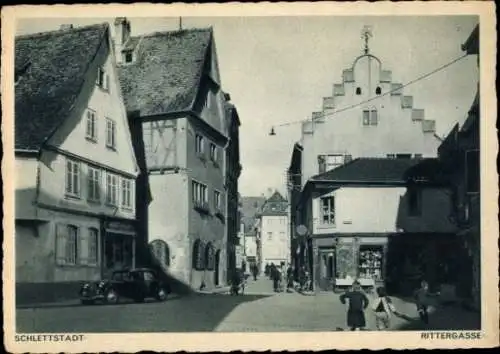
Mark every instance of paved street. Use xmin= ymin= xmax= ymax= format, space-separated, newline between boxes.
xmin=17 ymin=278 xmax=480 ymax=333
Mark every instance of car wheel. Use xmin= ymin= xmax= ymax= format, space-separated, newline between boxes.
xmin=156 ymin=287 xmax=168 ymax=302
xmin=105 ymin=289 xmax=119 ymax=304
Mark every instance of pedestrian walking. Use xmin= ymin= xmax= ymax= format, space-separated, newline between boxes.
xmin=339 ymin=280 xmax=370 ymax=331
xmin=371 ymin=286 xmax=396 ymax=330
xmin=414 ymin=280 xmax=431 ymax=325
xmin=265 ymin=263 xmax=270 ymax=278
xmin=252 ymin=263 xmax=258 ymax=281
xmin=286 ymin=264 xmax=294 ymax=292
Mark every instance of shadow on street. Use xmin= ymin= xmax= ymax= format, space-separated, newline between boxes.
xmin=16 ymin=293 xmax=272 ymax=333
xmin=392 ymin=303 xmax=481 ymax=331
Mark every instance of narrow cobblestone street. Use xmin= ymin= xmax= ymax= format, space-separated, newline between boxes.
xmin=17 ymin=277 xmax=480 ymax=333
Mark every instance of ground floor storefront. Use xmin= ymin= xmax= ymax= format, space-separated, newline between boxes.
xmin=292 ymin=232 xmax=472 ymax=299
xmin=309 ymin=235 xmax=388 ymax=292
xmin=15 ymin=212 xmax=137 ymax=305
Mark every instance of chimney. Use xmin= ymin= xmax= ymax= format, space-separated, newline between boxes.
xmin=114 ymin=17 xmax=131 ymax=64
xmin=60 ymin=24 xmax=73 ymax=30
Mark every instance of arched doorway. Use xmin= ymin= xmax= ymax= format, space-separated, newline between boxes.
xmin=150 ymin=239 xmax=170 ymax=268
xmin=214 ymin=250 xmax=221 ymax=286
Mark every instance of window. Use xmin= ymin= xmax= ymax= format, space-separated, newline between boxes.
xmin=65 ymin=159 xmax=80 ymax=197
xmin=106 ymin=118 xmax=116 ymax=149
xmin=356 ymin=87 xmax=362 ymax=95
xmin=466 ymin=149 xmax=479 ymax=193
xmin=195 ymin=134 xmax=204 ymax=155
xmin=205 ymin=243 xmax=215 ymax=270
xmin=358 ymin=245 xmax=383 ymax=280
xmin=124 ymin=51 xmax=133 ymax=63
xmin=106 ymin=173 xmax=118 ymax=205
xmin=362 ymin=110 xmax=378 ymax=126
xmin=192 ymin=239 xmax=205 ymax=270
xmin=87 ymin=166 xmax=101 ymax=202
xmin=214 ymin=190 xmax=221 ymax=211
xmin=56 ymin=224 xmax=79 ymax=265
xmin=210 ymin=143 xmax=218 ymax=162
xmin=88 ymin=228 xmax=98 ymax=264
xmin=96 ymin=67 xmax=108 ymax=90
xmin=319 ymin=154 xmax=346 ymax=173
xmin=320 ymin=196 xmax=335 ymax=224
xmin=408 ymin=188 xmax=422 ymax=216
xmin=375 ymin=86 xmax=382 ymax=95
xmin=121 ymin=179 xmax=132 ymax=209
xmin=86 ymin=109 xmax=97 ymax=141
xmin=150 ymin=239 xmax=170 ymax=267
xmin=267 ymin=232 xmax=273 ymax=240
xmin=192 ymin=180 xmax=208 ymax=210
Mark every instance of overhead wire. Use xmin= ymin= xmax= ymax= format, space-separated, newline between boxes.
xmin=271 ymin=53 xmax=469 ymax=130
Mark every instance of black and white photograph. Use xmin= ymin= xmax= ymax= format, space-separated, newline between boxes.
xmin=2 ymin=2 xmax=498 ymax=352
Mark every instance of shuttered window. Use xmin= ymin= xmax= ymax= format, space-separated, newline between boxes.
xmin=88 ymin=228 xmax=99 ymax=265
xmin=56 ymin=224 xmax=79 ymax=266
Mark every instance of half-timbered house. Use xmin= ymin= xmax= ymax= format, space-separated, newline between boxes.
xmin=117 ymin=18 xmax=235 ymax=289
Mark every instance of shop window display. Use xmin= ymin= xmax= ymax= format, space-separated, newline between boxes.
xmin=358 ymin=246 xmax=383 ymax=280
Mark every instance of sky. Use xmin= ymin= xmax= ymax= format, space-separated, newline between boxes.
xmin=16 ymin=15 xmax=479 ymax=198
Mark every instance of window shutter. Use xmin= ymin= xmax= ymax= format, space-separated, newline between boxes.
xmin=79 ymin=228 xmax=89 ymax=265
xmin=55 ymin=224 xmax=67 ymax=265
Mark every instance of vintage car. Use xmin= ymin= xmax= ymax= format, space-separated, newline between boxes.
xmin=79 ymin=268 xmax=171 ymax=305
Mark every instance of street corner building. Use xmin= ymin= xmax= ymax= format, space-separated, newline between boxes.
xmin=15 ymin=23 xmax=140 ymax=305
xmin=115 ymin=18 xmax=241 ymax=291
xmin=287 ymin=25 xmax=480 ymax=312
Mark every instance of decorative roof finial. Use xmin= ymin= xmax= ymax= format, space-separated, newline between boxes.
xmin=361 ymin=25 xmax=373 ymax=54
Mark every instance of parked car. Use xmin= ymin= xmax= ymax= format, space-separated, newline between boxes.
xmin=79 ymin=268 xmax=171 ymax=305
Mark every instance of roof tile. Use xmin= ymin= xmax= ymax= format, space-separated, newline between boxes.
xmin=118 ymin=28 xmax=212 ymax=117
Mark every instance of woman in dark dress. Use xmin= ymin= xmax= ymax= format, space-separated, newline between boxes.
xmin=339 ymin=281 xmax=370 ymax=331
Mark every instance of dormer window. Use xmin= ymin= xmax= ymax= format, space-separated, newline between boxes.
xmin=375 ymin=86 xmax=382 ymax=95
xmin=124 ymin=51 xmax=133 ymax=63
xmin=356 ymin=87 xmax=362 ymax=95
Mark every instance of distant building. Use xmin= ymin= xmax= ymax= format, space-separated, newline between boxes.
xmin=257 ymin=191 xmax=290 ymax=271
xmin=116 ymin=18 xmax=237 ymax=290
xmin=15 ymin=23 xmax=139 ymax=304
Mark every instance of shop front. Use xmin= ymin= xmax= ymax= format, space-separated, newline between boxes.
xmin=101 ymin=218 xmax=137 ymax=277
xmin=312 ymin=235 xmax=388 ymax=292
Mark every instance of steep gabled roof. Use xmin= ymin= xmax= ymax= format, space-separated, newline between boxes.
xmin=310 ymin=158 xmax=430 ymax=184
xmin=118 ymin=28 xmax=212 ymax=117
xmin=260 ymin=191 xmax=288 ymax=216
xmin=15 ymin=24 xmax=109 ymax=150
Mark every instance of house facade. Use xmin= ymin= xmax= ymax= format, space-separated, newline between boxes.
xmin=224 ymin=97 xmax=243 ymax=280
xmin=257 ymin=191 xmax=290 ymax=272
xmin=15 ymin=23 xmax=139 ymax=304
xmin=117 ymin=18 xmax=235 ymax=290
xmin=298 ymin=158 xmax=458 ymax=294
xmin=299 ymin=31 xmax=441 ymax=187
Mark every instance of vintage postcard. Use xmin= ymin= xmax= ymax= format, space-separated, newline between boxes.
xmin=2 ymin=2 xmax=498 ymax=352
